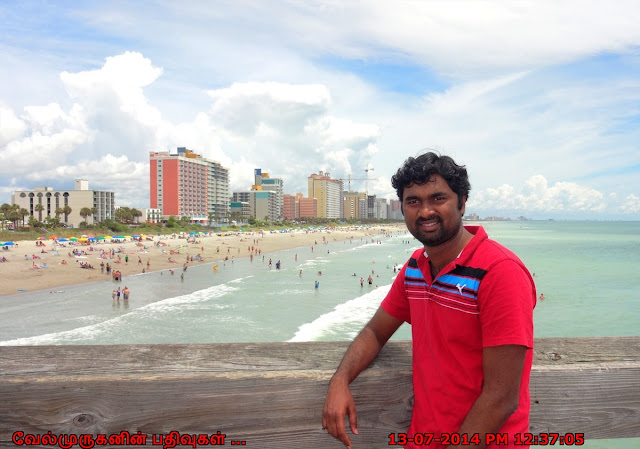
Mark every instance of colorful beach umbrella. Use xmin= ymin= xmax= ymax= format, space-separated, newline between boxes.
xmin=58 ymin=238 xmax=69 ymax=242
xmin=69 ymin=238 xmax=78 ymax=241
xmin=2 ymin=241 xmax=15 ymax=246
xmin=97 ymin=236 xmax=105 ymax=240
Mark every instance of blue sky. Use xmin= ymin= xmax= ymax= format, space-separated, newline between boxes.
xmin=1 ymin=1 xmax=639 ymax=219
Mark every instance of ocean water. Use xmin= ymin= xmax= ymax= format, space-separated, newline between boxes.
xmin=1 ymin=221 xmax=638 ymax=448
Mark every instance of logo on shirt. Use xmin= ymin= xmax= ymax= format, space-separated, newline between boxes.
xmin=456 ymin=283 xmax=466 ymax=294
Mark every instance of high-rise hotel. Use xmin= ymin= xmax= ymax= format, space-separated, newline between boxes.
xmin=149 ymin=147 xmax=230 ymax=224
xmin=308 ymin=171 xmax=343 ymax=219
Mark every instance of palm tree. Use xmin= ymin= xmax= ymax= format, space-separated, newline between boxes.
xmin=55 ymin=207 xmax=64 ymax=220
xmin=90 ymin=207 xmax=98 ymax=224
xmin=34 ymin=203 xmax=44 ymax=222
xmin=131 ymin=208 xmax=143 ymax=224
xmin=19 ymin=208 xmax=29 ymax=227
xmin=79 ymin=207 xmax=92 ymax=224
xmin=62 ymin=205 xmax=72 ymax=224
xmin=9 ymin=210 xmax=21 ymax=229
xmin=0 ymin=203 xmax=10 ymax=230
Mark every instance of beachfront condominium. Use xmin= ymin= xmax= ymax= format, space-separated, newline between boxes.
xmin=232 ymin=190 xmax=279 ymax=221
xmin=343 ymin=191 xmax=367 ymax=220
xmin=149 ymin=147 xmax=230 ymax=224
xmin=11 ymin=179 xmax=115 ymax=228
xmin=283 ymin=193 xmax=317 ymax=220
xmin=308 ymin=171 xmax=344 ymax=219
xmin=253 ymin=169 xmax=284 ymax=221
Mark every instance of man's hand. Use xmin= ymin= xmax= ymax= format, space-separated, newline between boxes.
xmin=322 ymin=378 xmax=359 ymax=449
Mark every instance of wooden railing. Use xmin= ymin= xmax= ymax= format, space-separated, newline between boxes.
xmin=1 ymin=337 xmax=639 ymax=448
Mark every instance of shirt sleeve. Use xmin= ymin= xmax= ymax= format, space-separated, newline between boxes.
xmin=381 ymin=264 xmax=412 ymax=324
xmin=478 ymin=259 xmax=536 ymax=349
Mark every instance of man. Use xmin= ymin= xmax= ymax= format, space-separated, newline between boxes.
xmin=322 ymin=152 xmax=536 ymax=448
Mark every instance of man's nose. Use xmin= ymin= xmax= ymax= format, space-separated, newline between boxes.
xmin=417 ymin=202 xmax=434 ymax=217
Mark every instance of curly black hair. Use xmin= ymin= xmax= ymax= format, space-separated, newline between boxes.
xmin=391 ymin=151 xmax=471 ymax=209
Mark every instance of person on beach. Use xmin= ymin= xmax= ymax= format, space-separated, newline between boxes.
xmin=123 ymin=286 xmax=130 ymax=300
xmin=322 ymin=152 xmax=536 ymax=449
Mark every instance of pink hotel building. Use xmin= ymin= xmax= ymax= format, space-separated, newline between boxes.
xmin=150 ymin=147 xmax=230 ymax=223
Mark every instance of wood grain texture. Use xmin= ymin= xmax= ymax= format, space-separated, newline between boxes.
xmin=1 ymin=337 xmax=638 ymax=448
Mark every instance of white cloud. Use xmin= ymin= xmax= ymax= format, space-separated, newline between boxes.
xmin=38 ymin=154 xmax=149 ymax=207
xmin=276 ymin=1 xmax=640 ymax=77
xmin=0 ymin=106 xmax=27 ymax=146
xmin=620 ymin=194 xmax=640 ymax=213
xmin=1 ymin=2 xmax=640 ymax=219
xmin=468 ymin=175 xmax=606 ymax=213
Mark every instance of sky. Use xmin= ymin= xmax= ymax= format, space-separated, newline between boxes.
xmin=1 ymin=1 xmax=639 ymax=220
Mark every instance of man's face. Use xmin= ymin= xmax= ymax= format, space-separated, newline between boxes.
xmin=402 ymin=174 xmax=466 ymax=247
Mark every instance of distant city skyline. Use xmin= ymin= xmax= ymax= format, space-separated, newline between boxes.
xmin=1 ymin=2 xmax=639 ymax=220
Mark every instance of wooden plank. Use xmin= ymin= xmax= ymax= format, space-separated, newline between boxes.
xmin=1 ymin=337 xmax=639 ymax=448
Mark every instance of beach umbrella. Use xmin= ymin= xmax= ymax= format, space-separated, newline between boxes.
xmin=2 ymin=241 xmax=15 ymax=246
xmin=125 ymin=235 xmax=132 ymax=239
xmin=96 ymin=236 xmax=105 ymax=240
xmin=103 ymin=236 xmax=112 ymax=239
xmin=113 ymin=235 xmax=125 ymax=239
xmin=37 ymin=237 xmax=45 ymax=240
xmin=49 ymin=236 xmax=58 ymax=240
xmin=79 ymin=238 xmax=88 ymax=242
xmin=69 ymin=238 xmax=78 ymax=241
xmin=58 ymin=238 xmax=69 ymax=242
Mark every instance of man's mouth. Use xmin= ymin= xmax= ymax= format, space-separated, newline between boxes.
xmin=417 ymin=217 xmax=440 ymax=230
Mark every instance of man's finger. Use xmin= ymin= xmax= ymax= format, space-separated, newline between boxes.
xmin=348 ymin=402 xmax=358 ymax=435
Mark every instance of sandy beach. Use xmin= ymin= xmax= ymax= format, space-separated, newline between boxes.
xmin=0 ymin=224 xmax=407 ymax=296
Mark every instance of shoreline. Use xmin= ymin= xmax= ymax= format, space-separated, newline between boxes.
xmin=1 ymin=224 xmax=408 ymax=297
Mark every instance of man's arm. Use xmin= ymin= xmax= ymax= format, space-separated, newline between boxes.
xmin=322 ymin=307 xmax=403 ymax=449
xmin=449 ymin=344 xmax=527 ymax=449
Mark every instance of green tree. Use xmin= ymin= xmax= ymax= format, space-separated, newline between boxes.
xmin=79 ymin=207 xmax=92 ymax=224
xmin=62 ymin=205 xmax=72 ymax=223
xmin=90 ymin=207 xmax=98 ymax=224
xmin=0 ymin=203 xmax=11 ymax=230
xmin=34 ymin=203 xmax=44 ymax=222
xmin=44 ymin=215 xmax=61 ymax=229
xmin=115 ymin=207 xmax=135 ymax=224
xmin=55 ymin=207 xmax=64 ymax=220
xmin=18 ymin=208 xmax=29 ymax=227
xmin=165 ymin=216 xmax=178 ymax=228
xmin=131 ymin=208 xmax=143 ymax=224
